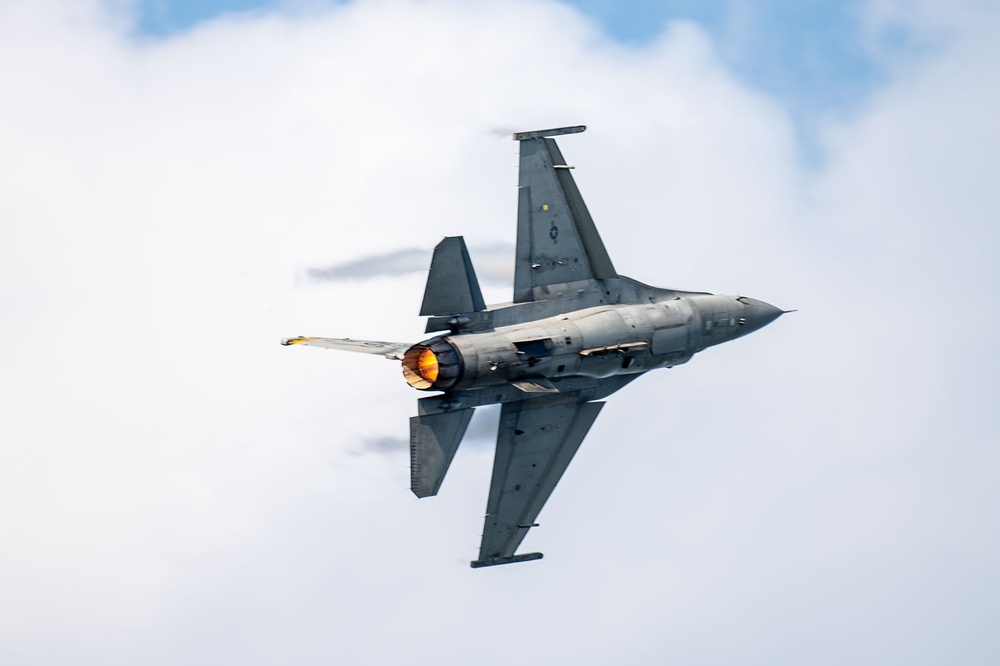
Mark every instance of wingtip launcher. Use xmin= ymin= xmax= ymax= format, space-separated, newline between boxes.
xmin=470 ymin=552 xmax=544 ymax=569
xmin=512 ymin=125 xmax=586 ymax=141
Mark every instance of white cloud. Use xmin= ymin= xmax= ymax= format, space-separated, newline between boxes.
xmin=0 ymin=0 xmax=998 ymax=663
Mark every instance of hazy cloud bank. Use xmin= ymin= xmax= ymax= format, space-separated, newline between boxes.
xmin=1 ymin=1 xmax=998 ymax=664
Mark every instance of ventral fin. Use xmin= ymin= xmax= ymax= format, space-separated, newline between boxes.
xmin=510 ymin=378 xmax=559 ymax=393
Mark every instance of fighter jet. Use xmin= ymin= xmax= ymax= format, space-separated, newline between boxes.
xmin=283 ymin=125 xmax=784 ymax=568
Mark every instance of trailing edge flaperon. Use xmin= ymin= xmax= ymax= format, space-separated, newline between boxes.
xmin=282 ymin=126 xmax=785 ymax=568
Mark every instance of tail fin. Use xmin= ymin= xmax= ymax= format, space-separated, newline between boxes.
xmin=419 ymin=237 xmax=486 ymax=316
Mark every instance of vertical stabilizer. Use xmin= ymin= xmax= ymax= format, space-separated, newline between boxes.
xmin=419 ymin=237 xmax=486 ymax=316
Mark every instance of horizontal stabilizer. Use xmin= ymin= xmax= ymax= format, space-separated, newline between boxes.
xmin=410 ymin=407 xmax=474 ymax=498
xmin=280 ymin=337 xmax=411 ymax=360
xmin=419 ymin=236 xmax=486 ymax=317
xmin=470 ymin=552 xmax=543 ymax=568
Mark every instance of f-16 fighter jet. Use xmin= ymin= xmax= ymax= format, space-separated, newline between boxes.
xmin=283 ymin=126 xmax=785 ymax=568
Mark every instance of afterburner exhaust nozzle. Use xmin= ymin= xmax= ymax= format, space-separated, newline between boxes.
xmin=402 ymin=337 xmax=462 ymax=390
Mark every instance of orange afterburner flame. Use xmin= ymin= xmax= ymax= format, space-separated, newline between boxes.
xmin=403 ymin=345 xmax=441 ymax=389
xmin=418 ymin=348 xmax=439 ymax=383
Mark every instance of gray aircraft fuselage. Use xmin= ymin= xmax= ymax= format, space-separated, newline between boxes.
xmin=402 ymin=281 xmax=781 ymax=394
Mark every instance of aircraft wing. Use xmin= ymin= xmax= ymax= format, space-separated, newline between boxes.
xmin=512 ymin=126 xmax=617 ymax=303
xmin=280 ymin=336 xmax=411 ymax=360
xmin=472 ymin=396 xmax=604 ymax=568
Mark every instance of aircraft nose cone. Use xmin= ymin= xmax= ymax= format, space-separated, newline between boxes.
xmin=739 ymin=297 xmax=784 ymax=332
